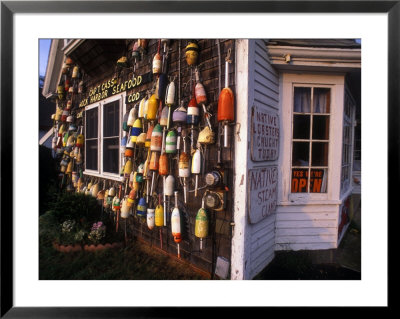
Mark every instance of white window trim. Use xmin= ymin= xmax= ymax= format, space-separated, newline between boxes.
xmin=279 ymin=73 xmax=345 ymax=205
xmin=84 ymin=92 xmax=126 ymax=182
xmin=340 ymin=88 xmax=356 ymax=197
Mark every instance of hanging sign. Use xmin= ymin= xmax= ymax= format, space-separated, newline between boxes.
xmin=247 ymin=166 xmax=278 ymax=224
xmin=250 ymin=106 xmax=279 ymax=161
xmin=79 ymin=72 xmax=153 ymax=108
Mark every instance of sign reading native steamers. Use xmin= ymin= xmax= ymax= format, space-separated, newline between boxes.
xmin=250 ymin=106 xmax=279 ymax=161
xmin=79 ymin=72 xmax=152 ymax=108
xmin=248 ymin=166 xmax=278 ymax=224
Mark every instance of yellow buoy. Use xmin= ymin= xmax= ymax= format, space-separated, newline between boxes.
xmin=155 ymin=202 xmax=164 ymax=227
xmin=146 ymin=94 xmax=158 ymax=121
xmin=185 ymin=41 xmax=199 ymax=66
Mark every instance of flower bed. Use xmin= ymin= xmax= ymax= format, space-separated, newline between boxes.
xmin=53 ymin=241 xmax=123 ymax=253
xmin=40 ymin=193 xmax=125 ymax=251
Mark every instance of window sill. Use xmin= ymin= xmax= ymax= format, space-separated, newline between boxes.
xmin=279 ymin=199 xmax=342 ymax=206
xmin=83 ymin=170 xmax=124 ymax=182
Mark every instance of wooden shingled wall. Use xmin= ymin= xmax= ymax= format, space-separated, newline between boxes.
xmin=80 ymin=39 xmax=236 ymax=277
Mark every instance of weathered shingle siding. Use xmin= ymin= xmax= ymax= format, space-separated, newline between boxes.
xmin=247 ymin=39 xmax=279 ymax=279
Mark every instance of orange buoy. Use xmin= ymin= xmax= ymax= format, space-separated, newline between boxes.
xmin=218 ymin=50 xmax=234 ymax=149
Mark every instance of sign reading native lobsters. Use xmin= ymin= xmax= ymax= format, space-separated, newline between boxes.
xmin=248 ymin=166 xmax=278 ymax=224
xmin=250 ymin=106 xmax=279 ymax=161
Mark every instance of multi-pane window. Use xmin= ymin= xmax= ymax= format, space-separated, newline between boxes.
xmin=85 ymin=108 xmax=98 ymax=171
xmin=341 ymin=93 xmax=355 ymax=194
xmin=103 ymin=100 xmax=120 ymax=174
xmin=291 ymin=86 xmax=330 ymax=193
xmin=84 ymin=96 xmax=123 ymax=177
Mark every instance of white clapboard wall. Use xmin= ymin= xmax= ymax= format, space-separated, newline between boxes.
xmin=247 ymin=39 xmax=279 ymax=279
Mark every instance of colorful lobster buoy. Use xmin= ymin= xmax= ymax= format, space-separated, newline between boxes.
xmin=145 ymin=124 xmax=154 ymax=149
xmin=172 ymin=102 xmax=187 ymax=153
xmin=130 ymin=118 xmax=142 ymax=143
xmin=179 ymin=151 xmax=190 ymax=204
xmin=121 ymin=197 xmax=130 ymax=219
xmin=124 ymin=159 xmax=133 ymax=178
xmin=152 ymin=51 xmax=162 ymax=75
xmin=125 ymin=138 xmax=135 ymax=157
xmin=165 ymin=80 xmax=176 ymax=129
xmin=127 ymin=188 xmax=136 ymax=208
xmin=195 ymin=200 xmax=208 ymax=251
xmin=218 ymin=50 xmax=235 ymax=148
xmin=191 ymin=149 xmax=201 ymax=197
xmin=165 ymin=130 xmax=177 ymax=154
xmin=171 ymin=191 xmax=182 ymax=258
xmin=146 ymin=94 xmax=158 ymax=122
xmin=159 ymin=152 xmax=169 ymax=226
xmin=136 ymin=197 xmax=147 ymax=218
xmin=185 ymin=40 xmax=199 ymax=66
xmin=147 ymin=208 xmax=155 ymax=230
xmin=127 ymin=105 xmax=138 ymax=127
xmin=155 ymin=195 xmax=164 ymax=227
xmin=72 ymin=66 xmax=79 ymax=79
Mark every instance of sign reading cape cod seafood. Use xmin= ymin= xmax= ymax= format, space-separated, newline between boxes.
xmin=250 ymin=106 xmax=279 ymax=161
xmin=248 ymin=166 xmax=278 ymax=224
xmin=79 ymin=72 xmax=153 ymax=108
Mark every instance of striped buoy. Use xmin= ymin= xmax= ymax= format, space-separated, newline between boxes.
xmin=145 ymin=124 xmax=154 ymax=149
xmin=130 ymin=118 xmax=142 ymax=143
xmin=165 ymin=130 xmax=177 ymax=154
xmin=150 ymin=124 xmax=162 ymax=152
xmin=187 ymin=97 xmax=199 ymax=125
xmin=136 ymin=197 xmax=147 ymax=217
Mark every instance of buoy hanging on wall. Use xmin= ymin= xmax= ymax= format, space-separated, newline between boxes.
xmin=217 ymin=49 xmax=235 ymax=148
xmin=185 ymin=40 xmax=199 ymax=66
xmin=171 ymin=191 xmax=182 ymax=258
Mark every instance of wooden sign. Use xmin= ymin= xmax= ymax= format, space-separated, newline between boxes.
xmin=79 ymin=72 xmax=152 ymax=108
xmin=248 ymin=166 xmax=278 ymax=224
xmin=250 ymin=106 xmax=279 ymax=161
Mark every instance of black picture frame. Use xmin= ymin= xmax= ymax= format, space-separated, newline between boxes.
xmin=1 ymin=1 xmax=395 ymax=317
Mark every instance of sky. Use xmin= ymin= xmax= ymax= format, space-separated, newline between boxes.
xmin=39 ymin=39 xmax=51 ymax=77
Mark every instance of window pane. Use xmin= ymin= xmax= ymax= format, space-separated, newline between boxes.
xmin=313 ymin=88 xmax=330 ymax=113
xmin=103 ymin=137 xmax=119 ymax=174
xmin=103 ymin=100 xmax=119 ymax=137
xmin=311 ymin=142 xmax=329 ymax=166
xmin=291 ymin=168 xmax=308 ymax=193
xmin=294 ymin=87 xmax=311 ymax=113
xmin=85 ymin=139 xmax=98 ymax=170
xmin=292 ymin=142 xmax=309 ymax=166
xmin=312 ymin=115 xmax=329 ymax=140
xmin=293 ymin=115 xmax=310 ymax=139
xmin=310 ymin=168 xmax=327 ymax=193
xmin=85 ymin=108 xmax=98 ymax=139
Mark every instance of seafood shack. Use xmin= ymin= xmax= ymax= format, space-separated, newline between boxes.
xmin=41 ymin=38 xmax=361 ymax=279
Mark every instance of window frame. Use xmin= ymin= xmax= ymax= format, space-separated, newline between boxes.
xmin=84 ymin=92 xmax=126 ymax=181
xmin=340 ymin=89 xmax=356 ymax=195
xmin=290 ymin=84 xmax=331 ymax=194
xmin=279 ymin=73 xmax=345 ymax=205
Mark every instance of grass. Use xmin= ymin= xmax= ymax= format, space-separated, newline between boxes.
xmin=39 ymin=238 xmax=208 ymax=280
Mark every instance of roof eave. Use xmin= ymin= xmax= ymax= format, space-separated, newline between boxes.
xmin=267 ymin=45 xmax=361 ymax=71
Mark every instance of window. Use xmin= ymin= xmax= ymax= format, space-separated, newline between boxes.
xmin=84 ymin=94 xmax=125 ymax=179
xmin=340 ymin=92 xmax=355 ymax=194
xmin=291 ymin=86 xmax=330 ymax=193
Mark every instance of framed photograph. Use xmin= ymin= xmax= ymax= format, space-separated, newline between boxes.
xmin=1 ymin=0 xmax=395 ymax=316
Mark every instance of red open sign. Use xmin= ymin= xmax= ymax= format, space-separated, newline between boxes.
xmin=291 ymin=168 xmax=326 ymax=193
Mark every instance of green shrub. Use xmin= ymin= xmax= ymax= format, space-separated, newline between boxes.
xmin=47 ymin=192 xmax=102 ymax=228
xmin=40 ymin=192 xmax=124 ymax=246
